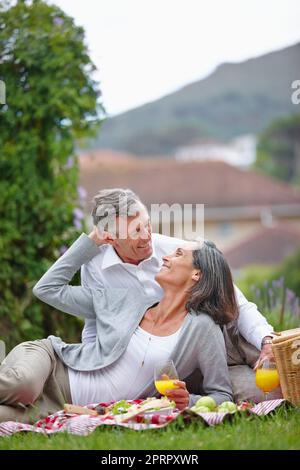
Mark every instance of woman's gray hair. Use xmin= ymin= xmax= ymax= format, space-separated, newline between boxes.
xmin=186 ymin=240 xmax=238 ymax=325
xmin=92 ymin=188 xmax=144 ymax=229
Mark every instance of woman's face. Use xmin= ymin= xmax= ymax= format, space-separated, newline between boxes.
xmin=155 ymin=243 xmax=201 ymax=289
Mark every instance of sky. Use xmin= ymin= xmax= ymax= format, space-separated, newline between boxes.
xmin=54 ymin=0 xmax=300 ymax=116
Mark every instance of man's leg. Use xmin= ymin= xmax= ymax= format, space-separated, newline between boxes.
xmin=224 ymin=325 xmax=282 ymax=402
xmin=229 ymin=365 xmax=282 ymax=403
xmin=0 ymin=404 xmax=35 ymax=423
xmin=0 ymin=339 xmax=53 ymax=407
xmin=223 ymin=322 xmax=261 ymax=368
xmin=0 ymin=339 xmax=72 ymax=423
xmin=229 ymin=365 xmax=263 ymax=402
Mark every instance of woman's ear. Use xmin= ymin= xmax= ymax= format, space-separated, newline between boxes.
xmin=192 ymin=270 xmax=201 ymax=282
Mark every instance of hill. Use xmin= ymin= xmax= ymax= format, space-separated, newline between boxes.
xmin=89 ymin=42 xmax=300 ymax=156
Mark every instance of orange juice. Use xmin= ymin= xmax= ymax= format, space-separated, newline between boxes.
xmin=155 ymin=380 xmax=178 ymax=395
xmin=255 ymin=369 xmax=280 ymax=392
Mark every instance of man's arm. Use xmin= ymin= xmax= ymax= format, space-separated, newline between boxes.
xmin=235 ymin=286 xmax=275 ymax=367
xmin=235 ymin=286 xmax=274 ymax=350
xmin=81 ymin=263 xmax=102 ymax=343
xmin=80 ymin=227 xmax=112 ymax=343
xmin=33 ymin=234 xmax=99 ymax=319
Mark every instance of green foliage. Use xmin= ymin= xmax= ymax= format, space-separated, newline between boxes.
xmin=0 ymin=0 xmax=103 ymax=349
xmin=235 ymin=265 xmax=276 ymax=301
xmin=254 ymin=114 xmax=300 ymax=184
xmin=277 ymin=248 xmax=300 ymax=299
xmin=236 ymin=258 xmax=300 ymax=331
xmin=0 ymin=408 xmax=300 ymax=450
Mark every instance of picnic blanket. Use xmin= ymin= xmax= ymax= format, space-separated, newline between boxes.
xmin=0 ymin=399 xmax=289 ymax=437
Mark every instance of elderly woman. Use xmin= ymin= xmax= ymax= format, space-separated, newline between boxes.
xmin=0 ymin=230 xmax=238 ymax=423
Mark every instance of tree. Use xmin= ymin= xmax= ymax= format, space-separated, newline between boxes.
xmin=254 ymin=114 xmax=300 ymax=184
xmin=0 ymin=0 xmax=104 ymax=348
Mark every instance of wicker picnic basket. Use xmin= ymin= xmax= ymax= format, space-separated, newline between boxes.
xmin=272 ymin=328 xmax=300 ymax=406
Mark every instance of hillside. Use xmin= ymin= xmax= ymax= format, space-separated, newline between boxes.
xmin=89 ymin=42 xmax=300 ymax=156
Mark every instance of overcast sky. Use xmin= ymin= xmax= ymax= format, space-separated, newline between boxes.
xmin=54 ymin=0 xmax=300 ymax=116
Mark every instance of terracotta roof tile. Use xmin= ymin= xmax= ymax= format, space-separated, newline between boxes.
xmin=224 ymin=223 xmax=300 ymax=269
xmin=79 ymin=154 xmax=300 ymax=208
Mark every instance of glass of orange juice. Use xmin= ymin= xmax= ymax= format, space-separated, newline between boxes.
xmin=154 ymin=360 xmax=179 ymax=396
xmin=255 ymin=359 xmax=280 ymax=401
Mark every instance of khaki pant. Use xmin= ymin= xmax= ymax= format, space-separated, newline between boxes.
xmin=0 ymin=339 xmax=71 ymax=424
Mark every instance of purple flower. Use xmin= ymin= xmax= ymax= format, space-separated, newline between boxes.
xmin=286 ymin=288 xmax=296 ymax=303
xmin=272 ymin=278 xmax=284 ymax=289
xmin=77 ymin=186 xmax=87 ymax=201
xmin=59 ymin=245 xmax=68 ymax=256
xmin=64 ymin=157 xmax=74 ymax=169
xmin=53 ymin=17 xmax=64 ymax=26
xmin=73 ymin=218 xmax=82 ymax=230
xmin=73 ymin=208 xmax=84 ymax=220
xmin=268 ymin=288 xmax=274 ymax=297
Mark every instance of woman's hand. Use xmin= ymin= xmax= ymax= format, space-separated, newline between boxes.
xmin=165 ymin=380 xmax=189 ymax=411
xmin=88 ymin=226 xmax=116 ymax=247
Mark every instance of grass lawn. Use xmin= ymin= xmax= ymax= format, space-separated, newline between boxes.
xmin=0 ymin=407 xmax=299 ymax=450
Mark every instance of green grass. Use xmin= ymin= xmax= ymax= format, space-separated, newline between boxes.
xmin=1 ymin=407 xmax=299 ymax=450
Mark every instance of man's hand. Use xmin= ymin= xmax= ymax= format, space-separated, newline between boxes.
xmin=254 ymin=342 xmax=275 ymax=371
xmin=165 ymin=380 xmax=189 ymax=411
xmin=88 ymin=226 xmax=116 ymax=247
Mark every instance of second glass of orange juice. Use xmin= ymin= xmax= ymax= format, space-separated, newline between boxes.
xmin=255 ymin=359 xmax=280 ymax=400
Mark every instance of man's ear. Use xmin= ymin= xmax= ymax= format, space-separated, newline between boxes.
xmin=103 ymin=231 xmax=117 ymax=245
xmin=96 ymin=227 xmax=116 ymax=245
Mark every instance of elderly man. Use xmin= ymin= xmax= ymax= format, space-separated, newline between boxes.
xmin=81 ymin=188 xmax=275 ymax=402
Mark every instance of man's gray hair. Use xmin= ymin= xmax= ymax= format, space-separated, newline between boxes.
xmin=92 ymin=188 xmax=144 ymax=228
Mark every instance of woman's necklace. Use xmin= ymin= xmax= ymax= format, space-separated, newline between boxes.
xmin=140 ymin=311 xmax=160 ymax=367
xmin=139 ymin=305 xmax=187 ymax=367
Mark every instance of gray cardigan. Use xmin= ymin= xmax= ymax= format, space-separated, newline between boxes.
xmin=33 ymin=234 xmax=233 ymax=405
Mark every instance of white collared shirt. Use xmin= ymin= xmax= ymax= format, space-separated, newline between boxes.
xmin=81 ymin=233 xmax=273 ymax=350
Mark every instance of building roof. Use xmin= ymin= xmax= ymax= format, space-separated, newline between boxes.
xmin=79 ymin=153 xmax=300 ymax=211
xmin=224 ymin=223 xmax=300 ymax=270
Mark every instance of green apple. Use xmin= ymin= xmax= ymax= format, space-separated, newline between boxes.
xmin=195 ymin=396 xmax=217 ymax=411
xmin=193 ymin=405 xmax=211 ymax=413
xmin=217 ymin=401 xmax=237 ymax=413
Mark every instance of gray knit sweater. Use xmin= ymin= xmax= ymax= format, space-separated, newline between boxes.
xmin=33 ymin=234 xmax=233 ymax=405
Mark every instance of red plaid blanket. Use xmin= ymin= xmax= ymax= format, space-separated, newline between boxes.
xmin=0 ymin=399 xmax=288 ymax=437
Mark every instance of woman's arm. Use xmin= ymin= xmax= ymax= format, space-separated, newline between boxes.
xmin=33 ymin=234 xmax=100 ymax=319
xmin=190 ymin=320 xmax=233 ymax=406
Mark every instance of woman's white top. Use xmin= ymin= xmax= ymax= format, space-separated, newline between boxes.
xmin=68 ymin=326 xmax=181 ymax=405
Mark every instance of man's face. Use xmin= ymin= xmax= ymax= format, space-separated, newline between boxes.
xmin=113 ymin=204 xmax=153 ymax=264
